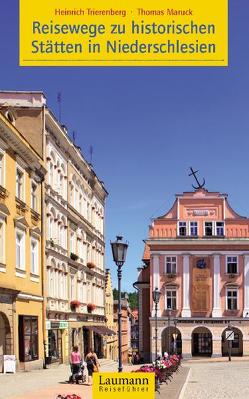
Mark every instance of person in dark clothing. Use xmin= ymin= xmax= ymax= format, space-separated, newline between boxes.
xmin=85 ymin=348 xmax=99 ymax=385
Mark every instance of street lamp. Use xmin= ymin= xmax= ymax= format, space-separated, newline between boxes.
xmin=152 ymin=287 xmax=161 ymax=361
xmin=167 ymin=307 xmax=172 ymax=354
xmin=111 ymin=235 xmax=128 ymax=372
xmin=172 ymin=319 xmax=178 ymax=354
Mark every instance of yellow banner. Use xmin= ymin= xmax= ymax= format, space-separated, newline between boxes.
xmin=19 ymin=0 xmax=228 ymax=66
xmin=92 ymin=372 xmax=155 ymax=399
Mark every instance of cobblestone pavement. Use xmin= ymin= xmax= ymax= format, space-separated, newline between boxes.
xmin=0 ymin=363 xmax=139 ymax=399
xmin=183 ymin=360 xmax=249 ymax=399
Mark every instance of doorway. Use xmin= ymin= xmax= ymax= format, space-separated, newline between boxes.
xmin=192 ymin=327 xmax=212 ymax=356
xmin=0 ymin=312 xmax=11 ymax=372
xmin=222 ymin=327 xmax=243 ymax=357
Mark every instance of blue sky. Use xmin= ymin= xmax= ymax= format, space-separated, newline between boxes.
xmin=1 ymin=1 xmax=249 ymax=290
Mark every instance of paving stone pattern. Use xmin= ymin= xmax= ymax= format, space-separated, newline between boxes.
xmin=0 ymin=362 xmax=138 ymax=399
xmin=183 ymin=361 xmax=249 ymax=399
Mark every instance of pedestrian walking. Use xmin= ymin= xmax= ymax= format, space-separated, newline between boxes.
xmin=70 ymin=345 xmax=82 ymax=384
xmin=85 ymin=348 xmax=100 ymax=386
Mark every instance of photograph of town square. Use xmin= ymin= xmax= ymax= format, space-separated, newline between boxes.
xmin=1 ymin=1 xmax=249 ymax=398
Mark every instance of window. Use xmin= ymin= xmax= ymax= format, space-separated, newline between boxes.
xmin=166 ymin=290 xmax=177 ymax=310
xmin=60 ymin=174 xmax=63 ymax=196
xmin=79 ymin=193 xmax=83 ymax=214
xmin=165 ymin=256 xmax=177 ymax=274
xmin=190 ymin=222 xmax=198 ymax=236
xmin=18 ymin=316 xmax=38 ymax=362
xmin=16 ymin=229 xmax=25 ymax=270
xmin=178 ymin=222 xmax=187 ymax=236
xmin=227 ymin=289 xmax=238 ymax=310
xmin=0 ymin=217 xmax=5 ymax=263
xmin=16 ymin=167 xmax=24 ymax=200
xmin=59 ymin=271 xmax=63 ymax=299
xmin=227 ymin=256 xmax=238 ymax=274
xmin=31 ymin=181 xmax=37 ymax=211
xmin=205 ymin=222 xmax=213 ymax=236
xmin=30 ymin=238 xmax=39 ymax=275
xmin=70 ymin=231 xmax=76 ymax=254
xmin=232 ymin=333 xmax=240 ymax=349
xmin=216 ymin=222 xmax=224 ymax=236
xmin=0 ymin=152 xmax=4 ymax=186
xmin=59 ymin=224 xmax=64 ymax=247
xmin=49 ymin=268 xmax=54 ymax=297
xmin=70 ymin=275 xmax=75 ymax=300
xmin=49 ymin=163 xmax=53 ymax=186
xmin=87 ymin=203 xmax=91 ymax=221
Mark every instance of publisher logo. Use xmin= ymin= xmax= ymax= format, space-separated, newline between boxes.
xmin=93 ymin=372 xmax=155 ymax=399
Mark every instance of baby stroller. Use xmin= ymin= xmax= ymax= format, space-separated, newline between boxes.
xmin=69 ymin=361 xmax=86 ymax=384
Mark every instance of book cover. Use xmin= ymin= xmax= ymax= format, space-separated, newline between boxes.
xmin=1 ymin=1 xmax=248 ymax=399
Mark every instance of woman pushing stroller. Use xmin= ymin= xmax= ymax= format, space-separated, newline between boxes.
xmin=70 ymin=346 xmax=83 ymax=384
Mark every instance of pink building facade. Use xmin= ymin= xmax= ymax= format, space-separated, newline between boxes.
xmin=136 ymin=188 xmax=249 ymax=360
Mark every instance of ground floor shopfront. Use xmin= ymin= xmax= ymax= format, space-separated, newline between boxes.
xmin=150 ymin=318 xmax=249 ymax=361
xmin=45 ymin=319 xmax=113 ymax=365
xmin=0 ymin=288 xmax=44 ymax=372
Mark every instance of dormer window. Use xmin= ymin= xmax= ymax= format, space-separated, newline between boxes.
xmin=216 ymin=222 xmax=224 ymax=236
xmin=190 ymin=222 xmax=198 ymax=236
xmin=204 ymin=221 xmax=225 ymax=237
xmin=178 ymin=222 xmax=187 ymax=236
xmin=205 ymin=222 xmax=213 ymax=236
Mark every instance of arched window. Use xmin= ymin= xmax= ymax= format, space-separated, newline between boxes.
xmin=61 ymin=164 xmax=66 ymax=198
xmin=49 ymin=208 xmax=57 ymax=242
xmin=49 ymin=258 xmax=56 ymax=297
xmin=59 ymin=270 xmax=63 ymax=299
xmin=49 ymin=151 xmax=56 ymax=188
xmin=61 ymin=263 xmax=68 ymax=299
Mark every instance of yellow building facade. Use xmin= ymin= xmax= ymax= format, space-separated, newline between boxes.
xmin=0 ymin=110 xmax=46 ymax=371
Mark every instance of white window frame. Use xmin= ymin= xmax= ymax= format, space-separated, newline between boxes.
xmin=204 ymin=221 xmax=214 ymax=237
xmin=178 ymin=221 xmax=187 ymax=236
xmin=189 ymin=221 xmax=198 ymax=237
xmin=165 ymin=256 xmax=177 ymax=274
xmin=48 ymin=268 xmax=53 ymax=297
xmin=215 ymin=221 xmax=225 ymax=236
xmin=0 ymin=216 xmax=6 ymax=264
xmin=70 ymin=275 xmax=75 ymax=300
xmin=31 ymin=180 xmax=38 ymax=211
xmin=30 ymin=237 xmax=39 ymax=275
xmin=64 ymin=272 xmax=68 ymax=299
xmin=0 ymin=149 xmax=5 ymax=187
xmin=49 ymin=162 xmax=53 ymax=186
xmin=70 ymin=230 xmax=76 ymax=254
xmin=165 ymin=289 xmax=177 ymax=310
xmin=226 ymin=288 xmax=238 ymax=310
xmin=226 ymin=256 xmax=238 ymax=274
xmin=16 ymin=164 xmax=25 ymax=201
xmin=16 ymin=228 xmax=25 ymax=270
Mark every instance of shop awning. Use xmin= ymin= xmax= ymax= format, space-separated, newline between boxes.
xmin=89 ymin=326 xmax=116 ymax=336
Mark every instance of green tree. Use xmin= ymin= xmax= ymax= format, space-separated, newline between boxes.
xmin=112 ymin=289 xmax=138 ymax=310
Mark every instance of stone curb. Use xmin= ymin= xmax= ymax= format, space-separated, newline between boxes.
xmin=178 ymin=368 xmax=191 ymax=399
